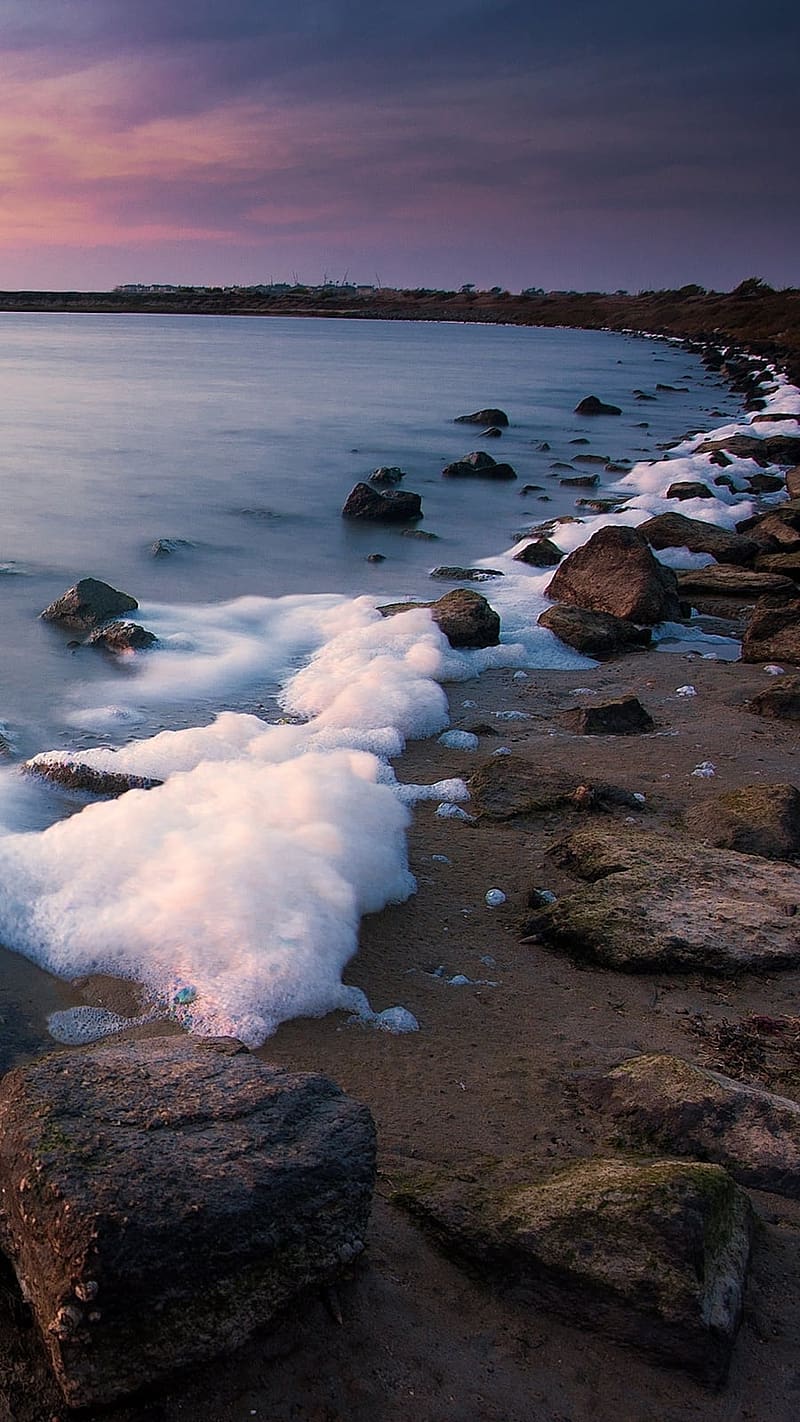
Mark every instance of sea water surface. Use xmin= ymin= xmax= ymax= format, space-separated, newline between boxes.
xmin=0 ymin=314 xmax=759 ymax=1051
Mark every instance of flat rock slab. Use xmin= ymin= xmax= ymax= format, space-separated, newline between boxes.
xmin=747 ymin=676 xmax=800 ymax=722
xmin=676 ymin=566 xmax=796 ymax=597
xmin=588 ymin=1053 xmax=800 ymax=1198
xmin=683 ymin=783 xmax=800 ymax=861
xmin=393 ymin=1154 xmax=752 ymax=1384
xmin=524 ymin=825 xmax=800 ymax=973
xmin=0 ymin=1036 xmax=376 ymax=1408
xmin=468 ymin=757 xmax=643 ymax=820
xmin=562 ymin=695 xmax=654 ymax=736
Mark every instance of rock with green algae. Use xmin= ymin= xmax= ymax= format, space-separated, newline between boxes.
xmin=587 ymin=1053 xmax=800 ymax=1198
xmin=683 ymin=782 xmax=800 ymax=861
xmin=522 ymin=825 xmax=800 ymax=973
xmin=392 ymin=1154 xmax=752 ymax=1385
xmin=0 ymin=1035 xmax=376 ymax=1409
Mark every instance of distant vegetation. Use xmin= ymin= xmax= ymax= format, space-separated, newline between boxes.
xmin=0 ymin=280 xmax=797 ymax=381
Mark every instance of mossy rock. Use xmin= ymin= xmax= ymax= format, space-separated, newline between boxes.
xmin=588 ymin=1052 xmax=800 ymax=1197
xmin=523 ymin=825 xmax=800 ymax=973
xmin=393 ymin=1153 xmax=752 ymax=1385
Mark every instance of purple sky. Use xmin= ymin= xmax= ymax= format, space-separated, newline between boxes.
xmin=2 ymin=0 xmax=798 ymax=292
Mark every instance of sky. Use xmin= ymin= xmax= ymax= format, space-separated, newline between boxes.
xmin=1 ymin=0 xmax=798 ymax=293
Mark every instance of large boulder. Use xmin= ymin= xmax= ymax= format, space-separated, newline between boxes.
xmin=467 ymin=757 xmax=643 ymax=820
xmin=538 ymin=604 xmax=651 ymax=657
xmin=379 ymin=588 xmax=500 ymax=648
xmin=522 ymin=825 xmax=800 ymax=973
xmin=574 ymin=395 xmax=622 ymax=416
xmin=741 ymin=593 xmax=800 ymax=663
xmin=637 ymin=513 xmax=758 ymax=566
xmin=684 ymin=783 xmax=800 ymax=860
xmin=40 ymin=579 xmax=138 ymax=631
xmin=545 ymin=526 xmax=681 ymax=624
xmin=787 ymin=465 xmax=800 ymax=499
xmin=589 ymin=1053 xmax=800 ymax=1198
xmin=469 ymin=757 xmax=582 ymax=820
xmin=0 ymin=1037 xmax=376 ymax=1408
xmin=453 ymin=408 xmax=509 ymax=426
xmin=394 ymin=1154 xmax=751 ymax=1384
xmin=341 ymin=483 xmax=422 ymax=521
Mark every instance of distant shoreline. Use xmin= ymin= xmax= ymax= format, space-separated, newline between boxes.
xmin=0 ymin=283 xmax=798 ymax=383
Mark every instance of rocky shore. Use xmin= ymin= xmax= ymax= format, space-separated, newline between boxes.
xmin=3 ymin=337 xmax=800 ymax=1419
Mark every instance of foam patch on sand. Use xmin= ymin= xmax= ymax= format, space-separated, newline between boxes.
xmin=0 ymin=592 xmax=585 ymax=1046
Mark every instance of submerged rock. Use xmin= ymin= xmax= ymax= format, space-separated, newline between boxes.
xmin=393 ymin=1154 xmax=751 ymax=1384
xmin=574 ymin=395 xmax=622 ymax=416
xmin=369 ymin=466 xmax=405 ymax=486
xmin=442 ymin=452 xmax=517 ymax=480
xmin=24 ymin=753 xmax=163 ymax=798
xmin=86 ymin=621 xmax=157 ymax=652
xmin=590 ymin=1053 xmax=800 ymax=1198
xmin=429 ymin=566 xmax=504 ymax=582
xmin=453 ymin=408 xmax=509 ymax=426
xmin=40 ymin=578 xmax=138 ymax=631
xmin=523 ymin=825 xmax=800 ymax=973
xmin=0 ymin=1036 xmax=376 ymax=1408
xmin=538 ymin=604 xmax=652 ymax=657
xmin=341 ymin=482 xmax=422 ymax=521
xmin=545 ymin=526 xmax=681 ymax=624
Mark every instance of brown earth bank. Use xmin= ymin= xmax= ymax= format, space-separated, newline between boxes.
xmin=1 ymin=280 xmax=799 ymax=383
xmin=6 ymin=646 xmax=800 ymax=1421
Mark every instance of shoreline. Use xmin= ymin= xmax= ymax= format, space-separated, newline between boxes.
xmin=4 ymin=330 xmax=800 ymax=1418
xmin=1 ymin=283 xmax=798 ymax=384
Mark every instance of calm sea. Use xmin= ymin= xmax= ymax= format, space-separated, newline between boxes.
xmin=0 ymin=313 xmax=738 ymax=759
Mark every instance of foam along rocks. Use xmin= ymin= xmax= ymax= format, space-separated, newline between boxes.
xmin=47 ymin=1005 xmax=158 ymax=1045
